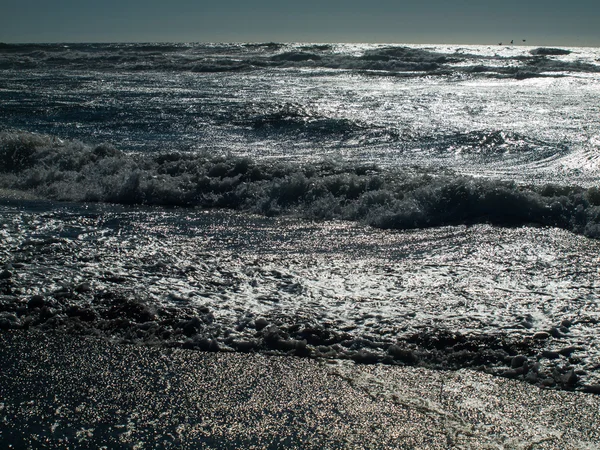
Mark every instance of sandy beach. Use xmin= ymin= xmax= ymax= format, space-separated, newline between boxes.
xmin=1 ymin=330 xmax=599 ymax=449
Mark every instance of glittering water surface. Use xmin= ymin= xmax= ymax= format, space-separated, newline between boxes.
xmin=2 ymin=202 xmax=600 ymax=389
xmin=1 ymin=42 xmax=600 ymax=393
xmin=2 ymin=43 xmax=600 ymax=185
xmin=3 ymin=332 xmax=600 ymax=448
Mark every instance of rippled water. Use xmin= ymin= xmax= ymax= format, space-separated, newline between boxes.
xmin=2 ymin=43 xmax=600 ymax=185
xmin=2 ymin=201 xmax=600 ymax=389
xmin=1 ymin=42 xmax=600 ymax=393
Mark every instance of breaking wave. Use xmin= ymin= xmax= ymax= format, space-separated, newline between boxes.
xmin=1 ymin=43 xmax=598 ymax=79
xmin=2 ymin=131 xmax=600 ymax=237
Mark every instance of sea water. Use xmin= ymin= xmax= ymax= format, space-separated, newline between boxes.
xmin=1 ymin=42 xmax=600 ymax=392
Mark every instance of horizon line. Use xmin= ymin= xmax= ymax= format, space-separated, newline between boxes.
xmin=1 ymin=40 xmax=597 ymax=49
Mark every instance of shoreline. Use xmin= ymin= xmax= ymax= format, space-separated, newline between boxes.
xmin=1 ymin=330 xmax=599 ymax=448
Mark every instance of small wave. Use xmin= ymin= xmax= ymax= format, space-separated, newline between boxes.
xmin=270 ymin=52 xmax=322 ymax=62
xmin=433 ymin=130 xmax=568 ymax=160
xmin=242 ymin=42 xmax=286 ymax=51
xmin=230 ymin=103 xmax=364 ymax=136
xmin=362 ymin=46 xmax=452 ymax=64
xmin=351 ymin=46 xmax=454 ymax=72
xmin=224 ymin=102 xmax=402 ymax=144
xmin=299 ymin=44 xmax=333 ymax=51
xmin=1 ymin=43 xmax=598 ymax=78
xmin=463 ymin=65 xmax=566 ymax=80
xmin=2 ymin=131 xmax=600 ymax=237
xmin=131 ymin=43 xmax=189 ymax=53
xmin=530 ymin=47 xmax=572 ymax=56
xmin=0 ymin=43 xmax=69 ymax=53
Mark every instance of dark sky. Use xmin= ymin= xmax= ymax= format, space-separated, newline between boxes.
xmin=1 ymin=0 xmax=599 ymax=46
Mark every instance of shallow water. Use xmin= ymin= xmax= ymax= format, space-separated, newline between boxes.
xmin=1 ymin=200 xmax=599 ymax=390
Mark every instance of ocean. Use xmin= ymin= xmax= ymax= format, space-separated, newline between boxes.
xmin=1 ymin=42 xmax=600 ymax=393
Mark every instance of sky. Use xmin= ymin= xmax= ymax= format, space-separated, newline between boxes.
xmin=1 ymin=0 xmax=599 ymax=47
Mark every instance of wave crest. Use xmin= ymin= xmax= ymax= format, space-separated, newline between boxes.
xmin=229 ymin=103 xmax=364 ymax=136
xmin=530 ymin=47 xmax=572 ymax=56
xmin=2 ymin=131 xmax=600 ymax=237
xmin=2 ymin=43 xmax=597 ymax=78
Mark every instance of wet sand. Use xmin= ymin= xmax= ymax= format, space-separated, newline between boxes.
xmin=1 ymin=330 xmax=599 ymax=449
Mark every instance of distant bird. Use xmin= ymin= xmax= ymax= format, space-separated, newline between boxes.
xmin=511 ymin=40 xmax=514 ymax=44
xmin=523 ymin=39 xmax=526 ymax=42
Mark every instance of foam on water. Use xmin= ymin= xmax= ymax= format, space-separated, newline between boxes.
xmin=1 ymin=202 xmax=600 ymax=392
xmin=3 ymin=45 xmax=599 ymax=189
xmin=1 ymin=131 xmax=600 ymax=237
xmin=1 ymin=42 xmax=600 ymax=395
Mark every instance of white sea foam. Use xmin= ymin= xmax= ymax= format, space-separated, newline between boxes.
xmin=1 ymin=131 xmax=600 ymax=237
xmin=1 ymin=202 xmax=600 ymax=390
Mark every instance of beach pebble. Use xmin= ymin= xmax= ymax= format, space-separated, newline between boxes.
xmin=560 ymin=319 xmax=572 ymax=328
xmin=533 ymin=332 xmax=550 ymax=340
xmin=511 ymin=355 xmax=527 ymax=368
xmin=28 ymin=295 xmax=45 ymax=309
xmin=521 ymin=320 xmax=533 ymax=329
xmin=234 ymin=322 xmax=247 ymax=332
xmin=0 ymin=313 xmax=20 ymax=329
xmin=562 ymin=369 xmax=578 ymax=386
xmin=199 ymin=338 xmax=220 ymax=352
xmin=549 ymin=327 xmax=563 ymax=338
xmin=40 ymin=306 xmax=57 ymax=319
xmin=558 ymin=347 xmax=577 ymax=357
xmin=541 ymin=350 xmax=560 ymax=360
xmin=525 ymin=371 xmax=538 ymax=383
xmin=75 ymin=283 xmax=92 ymax=293
xmin=541 ymin=378 xmax=556 ymax=387
xmin=0 ymin=270 xmax=12 ymax=280
xmin=501 ymin=369 xmax=520 ymax=379
xmin=254 ymin=317 xmax=269 ymax=331
xmin=0 ymin=312 xmax=18 ymax=322
xmin=137 ymin=321 xmax=156 ymax=331
xmin=53 ymin=290 xmax=74 ymax=300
